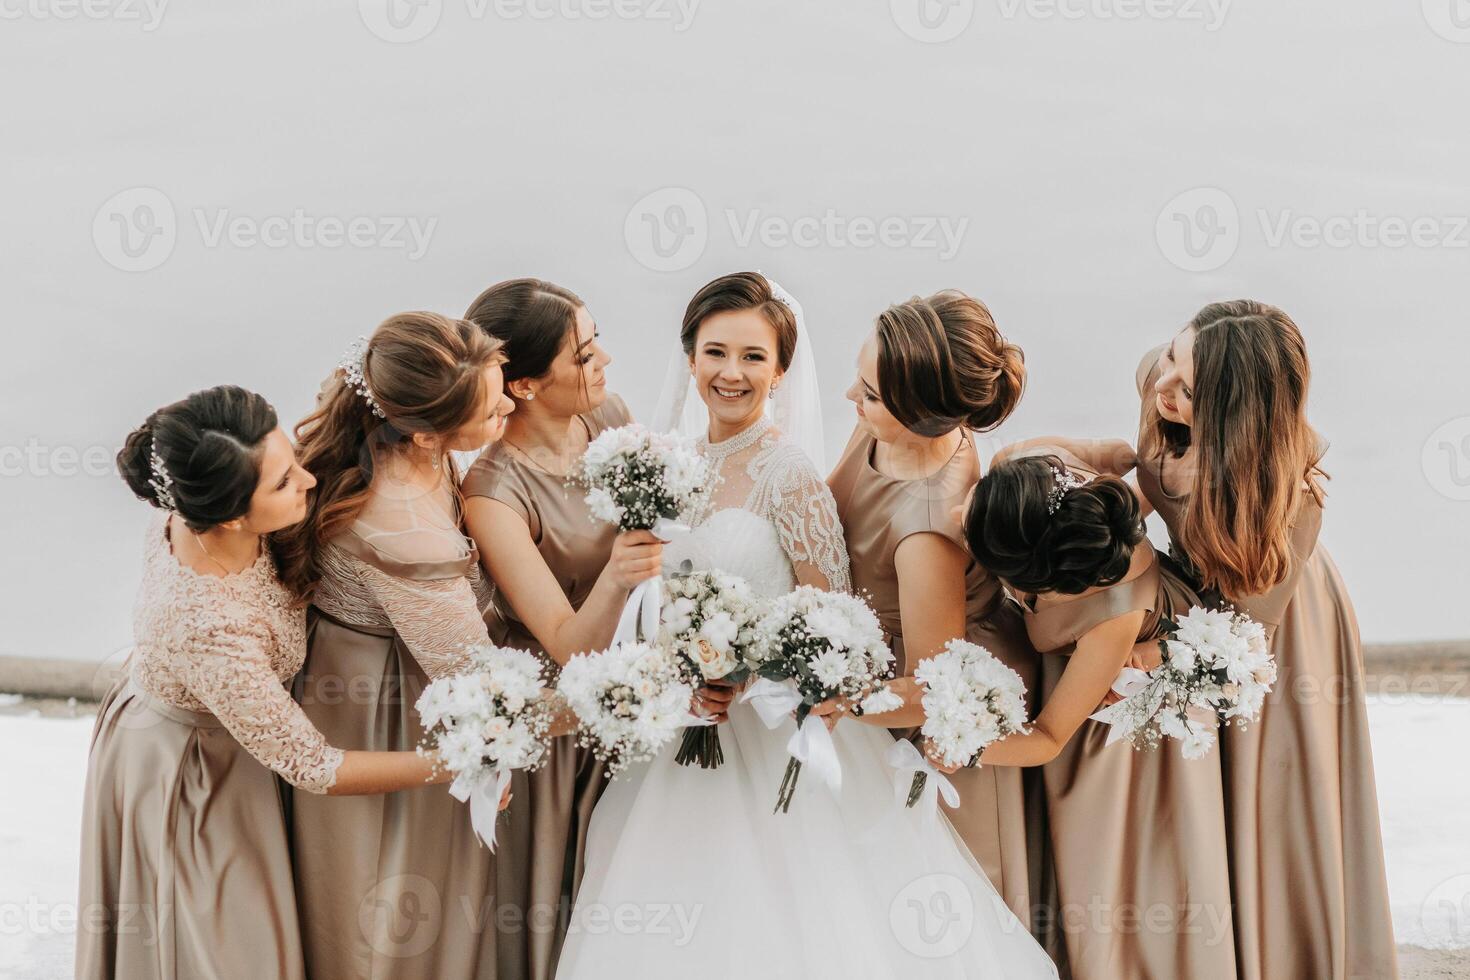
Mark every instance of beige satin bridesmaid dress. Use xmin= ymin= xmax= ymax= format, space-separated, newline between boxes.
xmin=78 ymin=515 xmax=342 ymax=980
xmin=290 ymin=473 xmax=520 ymax=979
xmin=461 ymin=393 xmax=631 ymax=980
xmin=828 ymin=427 xmax=1041 ymax=926
xmin=1014 ymin=446 xmax=1237 ymax=980
xmin=1135 ymin=350 xmax=1398 ymax=980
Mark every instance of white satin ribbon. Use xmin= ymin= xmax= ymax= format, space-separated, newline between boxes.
xmin=886 ymin=738 xmax=960 ymax=811
xmin=741 ymin=677 xmax=842 ymax=793
xmin=1087 ymin=666 xmax=1155 ymax=745
xmin=449 ymin=766 xmax=513 ymax=851
xmin=610 ymin=518 xmax=689 ymax=644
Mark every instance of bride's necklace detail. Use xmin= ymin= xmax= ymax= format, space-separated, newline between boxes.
xmin=702 ymin=415 xmax=772 ymax=458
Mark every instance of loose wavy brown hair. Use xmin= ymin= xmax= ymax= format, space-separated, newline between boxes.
xmin=1146 ymin=300 xmax=1327 ymax=598
xmin=273 ymin=312 xmax=505 ymax=597
xmin=874 ymin=290 xmax=1026 ymax=437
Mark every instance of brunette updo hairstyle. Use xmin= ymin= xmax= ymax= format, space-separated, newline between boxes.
xmin=874 ymin=290 xmax=1025 ymax=437
xmin=965 ymin=454 xmax=1144 ymax=595
xmin=118 ymin=385 xmax=279 ymax=533
xmin=464 ymin=278 xmax=584 ymax=389
xmin=680 ymin=272 xmax=799 ymax=371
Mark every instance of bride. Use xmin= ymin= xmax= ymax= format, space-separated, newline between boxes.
xmin=555 ymin=273 xmax=1057 ymax=979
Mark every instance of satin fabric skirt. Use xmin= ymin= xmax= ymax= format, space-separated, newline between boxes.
xmin=1222 ymin=547 xmax=1398 ymax=980
xmin=1034 ymin=652 xmax=1238 ymax=980
xmin=492 ymin=623 xmax=610 ymax=979
xmin=290 ymin=611 xmax=529 ymax=979
xmin=76 ymin=677 xmax=306 ymax=980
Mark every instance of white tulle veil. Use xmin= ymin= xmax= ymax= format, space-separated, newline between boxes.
xmin=651 ymin=273 xmax=827 ymax=471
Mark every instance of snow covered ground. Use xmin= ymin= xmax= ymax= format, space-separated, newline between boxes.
xmin=0 ymin=695 xmax=1465 ymax=978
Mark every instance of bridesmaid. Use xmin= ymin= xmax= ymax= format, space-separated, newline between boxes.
xmin=962 ymin=446 xmax=1237 ymax=980
xmin=459 ymin=278 xmax=667 ymax=979
xmin=1136 ymin=301 xmax=1397 ymax=980
xmin=79 ymin=385 xmax=471 ymax=980
xmin=273 ymin=313 xmax=519 ymax=979
xmin=825 ymin=290 xmax=1040 ymax=923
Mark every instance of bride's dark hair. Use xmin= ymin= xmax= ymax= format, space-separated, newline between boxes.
xmin=681 ymin=272 xmax=799 ymax=371
xmin=965 ymin=454 xmax=1144 ymax=595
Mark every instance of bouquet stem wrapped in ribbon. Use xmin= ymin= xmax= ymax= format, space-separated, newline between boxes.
xmin=742 ymin=586 xmax=899 ymax=813
xmin=415 ymin=644 xmax=552 ymax=850
xmin=1088 ymin=606 xmax=1277 ymax=759
xmin=904 ymin=639 xmax=1030 ymax=812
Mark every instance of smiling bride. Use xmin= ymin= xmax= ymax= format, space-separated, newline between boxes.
xmin=554 ymin=272 xmax=1057 ymax=980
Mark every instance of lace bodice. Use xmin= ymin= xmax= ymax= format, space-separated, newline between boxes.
xmin=130 ymin=514 xmax=344 ymax=794
xmin=663 ymin=418 xmax=851 ymax=597
xmin=312 ymin=463 xmax=493 ymax=680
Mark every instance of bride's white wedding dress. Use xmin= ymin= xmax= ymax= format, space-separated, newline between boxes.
xmin=556 ymin=418 xmax=1057 ymax=980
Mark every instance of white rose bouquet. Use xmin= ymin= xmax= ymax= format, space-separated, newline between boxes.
xmin=904 ymin=639 xmax=1029 ymax=809
xmin=659 ymin=570 xmax=768 ymax=769
xmin=416 ymin=644 xmax=552 ymax=850
xmin=1088 ymin=606 xmax=1277 ymax=759
xmin=555 ymin=640 xmax=696 ymax=777
xmin=741 ymin=586 xmax=898 ymax=812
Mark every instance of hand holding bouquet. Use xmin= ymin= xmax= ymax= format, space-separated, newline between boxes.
xmin=660 ymin=570 xmax=767 ymax=769
xmin=741 ymin=586 xmax=896 ymax=812
xmin=416 ymin=644 xmax=552 ymax=849
xmin=574 ymin=423 xmax=714 ymax=643
xmin=902 ymin=639 xmax=1030 ymax=810
xmin=1088 ymin=606 xmax=1277 ymax=759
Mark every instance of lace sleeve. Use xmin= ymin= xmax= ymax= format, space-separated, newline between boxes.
xmin=172 ymin=616 xmax=344 ymax=795
xmin=766 ymin=443 xmax=852 ymax=593
xmin=355 ymin=560 xmax=488 ymax=679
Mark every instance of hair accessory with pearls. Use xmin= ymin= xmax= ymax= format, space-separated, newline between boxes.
xmin=1047 ymin=464 xmax=1090 ymax=515
xmin=339 ymin=335 xmax=387 ymax=419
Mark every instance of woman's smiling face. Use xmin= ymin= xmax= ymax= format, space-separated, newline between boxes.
xmin=690 ymin=308 xmax=784 ymax=431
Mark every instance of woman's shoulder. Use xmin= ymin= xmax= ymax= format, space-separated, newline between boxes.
xmin=586 ymin=391 xmax=633 ymax=435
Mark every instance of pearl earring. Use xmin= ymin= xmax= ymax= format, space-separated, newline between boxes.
xmin=524 ymin=391 xmax=535 ymax=401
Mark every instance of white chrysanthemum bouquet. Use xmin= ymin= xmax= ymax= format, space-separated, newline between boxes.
xmin=1089 ymin=606 xmax=1277 ymax=759
xmin=659 ymin=570 xmax=768 ymax=769
xmin=906 ymin=640 xmax=1029 ymax=808
xmin=416 ymin=644 xmax=552 ymax=850
xmin=575 ymin=423 xmax=712 ymax=535
xmin=742 ymin=586 xmax=898 ymax=812
xmin=556 ymin=640 xmax=696 ymax=777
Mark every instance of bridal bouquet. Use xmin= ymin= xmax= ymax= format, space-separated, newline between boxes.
xmin=416 ymin=644 xmax=552 ymax=850
xmin=575 ymin=423 xmax=714 ymax=644
xmin=659 ymin=570 xmax=767 ymax=769
xmin=742 ymin=586 xmax=898 ymax=812
xmin=575 ymin=423 xmax=712 ymax=535
xmin=1088 ymin=606 xmax=1277 ymax=759
xmin=556 ymin=640 xmax=696 ymax=777
xmin=903 ymin=639 xmax=1030 ymax=809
